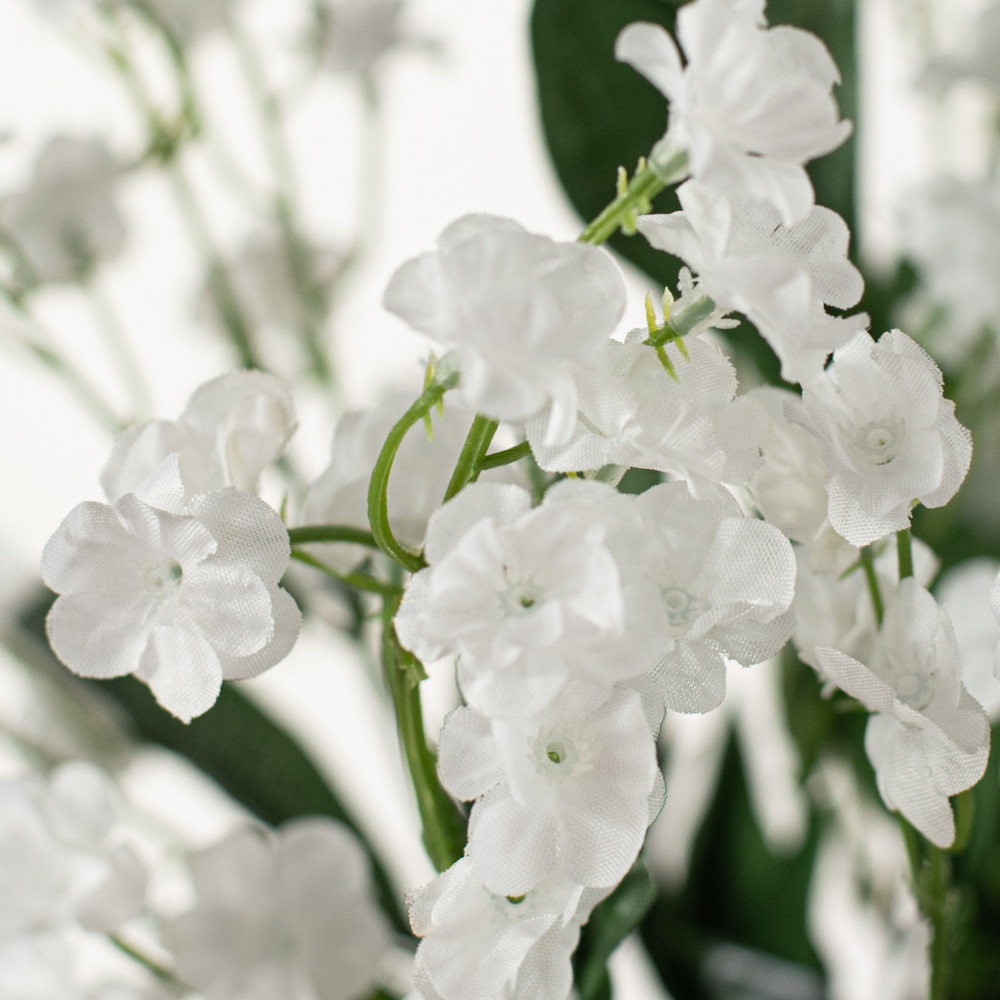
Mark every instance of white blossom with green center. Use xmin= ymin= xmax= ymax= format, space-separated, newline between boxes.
xmin=800 ymin=329 xmax=972 ymax=547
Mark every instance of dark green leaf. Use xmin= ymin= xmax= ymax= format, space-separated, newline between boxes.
xmin=574 ymin=858 xmax=658 ymax=1000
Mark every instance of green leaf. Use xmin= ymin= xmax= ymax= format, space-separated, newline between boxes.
xmin=14 ymin=588 xmax=407 ymax=933
xmin=573 ymin=858 xmax=658 ymax=1000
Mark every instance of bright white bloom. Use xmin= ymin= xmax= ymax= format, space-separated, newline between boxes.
xmin=0 ymin=137 xmax=125 ymax=285
xmin=438 ymin=686 xmax=661 ymax=894
xmin=0 ymin=762 xmax=144 ymax=939
xmin=638 ymin=182 xmax=868 ymax=383
xmin=43 ymin=456 xmax=300 ymax=722
xmin=408 ymin=857 xmax=605 ymax=1000
xmin=923 ymin=2 xmax=1000 ymax=95
xmin=815 ymin=580 xmax=990 ymax=846
xmin=161 ymin=820 xmax=391 ymax=1000
xmin=394 ymin=480 xmax=669 ymax=719
xmin=304 ymin=394 xmax=522 ymax=571
xmin=800 ymin=330 xmax=972 ymax=547
xmin=0 ymin=933 xmax=80 ymax=1000
xmin=615 ymin=1 xmax=851 ymax=224
xmin=101 ymin=371 xmax=296 ymax=501
xmin=526 ymin=332 xmax=767 ymax=492
xmin=383 ymin=215 xmax=625 ymax=444
xmin=635 ymin=482 xmax=796 ymax=714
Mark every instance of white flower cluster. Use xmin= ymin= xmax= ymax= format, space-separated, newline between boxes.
xmin=42 ymin=372 xmax=301 ymax=722
xmin=0 ymin=763 xmax=146 ymax=996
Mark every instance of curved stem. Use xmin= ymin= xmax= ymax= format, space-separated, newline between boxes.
xmin=381 ymin=593 xmax=466 ymax=871
xmin=290 ymin=548 xmax=400 ymax=597
xmin=367 ymin=380 xmax=454 ymax=572
xmin=288 ymin=524 xmax=379 ymax=548
xmin=479 ymin=441 xmax=532 ymax=471
xmin=442 ymin=415 xmax=498 ymax=503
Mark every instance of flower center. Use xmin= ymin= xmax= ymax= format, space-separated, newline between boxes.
xmin=143 ymin=559 xmax=183 ymax=598
xmin=661 ymin=586 xmax=699 ymax=626
xmin=893 ymin=671 xmax=934 ymax=711
xmin=533 ymin=729 xmax=584 ymax=776
xmin=852 ymin=417 xmax=905 ymax=466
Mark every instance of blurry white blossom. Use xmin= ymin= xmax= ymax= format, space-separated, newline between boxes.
xmin=615 ymin=0 xmax=851 ymax=224
xmin=0 ymin=136 xmax=125 ymax=286
xmin=437 ymin=686 xmax=661 ymax=894
xmin=394 ymin=480 xmax=668 ymax=719
xmin=383 ymin=215 xmax=625 ymax=444
xmin=101 ymin=371 xmax=296 ymax=501
xmin=815 ymin=580 xmax=990 ymax=846
xmin=313 ymin=0 xmax=427 ymax=78
xmin=0 ymin=762 xmax=144 ymax=941
xmin=638 ymin=181 xmax=867 ymax=383
xmin=526 ymin=332 xmax=767 ymax=492
xmin=800 ymin=330 xmax=971 ymax=547
xmin=43 ymin=456 xmax=300 ymax=722
xmin=408 ymin=857 xmax=605 ymax=1000
xmin=161 ymin=819 xmax=391 ymax=1000
xmin=899 ymin=179 xmax=1000 ymax=365
xmin=141 ymin=0 xmax=242 ymax=45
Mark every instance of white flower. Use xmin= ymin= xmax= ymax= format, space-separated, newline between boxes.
xmin=526 ymin=331 xmax=768 ymax=492
xmin=898 ymin=179 xmax=1000 ymax=365
xmin=438 ymin=686 xmax=662 ymax=894
xmin=383 ymin=215 xmax=625 ymax=444
xmin=161 ymin=820 xmax=391 ymax=1000
xmin=101 ymin=371 xmax=296 ymax=502
xmin=0 ymin=136 xmax=125 ymax=286
xmin=815 ymin=580 xmax=990 ymax=847
xmin=407 ymin=857 xmax=605 ymax=1000
xmin=799 ymin=330 xmax=972 ymax=547
xmin=635 ymin=482 xmax=796 ymax=714
xmin=394 ymin=481 xmax=669 ymax=719
xmin=303 ymin=394 xmax=522 ymax=571
xmin=0 ymin=762 xmax=145 ymax=939
xmin=747 ymin=387 xmax=855 ymax=573
xmin=615 ymin=1 xmax=852 ymax=224
xmin=638 ymin=182 xmax=868 ymax=383
xmin=43 ymin=456 xmax=301 ymax=722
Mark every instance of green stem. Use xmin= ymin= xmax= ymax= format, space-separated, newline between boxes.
xmin=85 ymin=276 xmax=151 ymax=416
xmin=167 ymin=163 xmax=261 ymax=371
xmin=367 ymin=380 xmax=455 ymax=572
xmin=443 ymin=415 xmax=499 ymax=503
xmin=0 ymin=294 xmax=122 ymax=431
xmin=859 ymin=544 xmax=884 ymax=627
xmin=109 ymin=934 xmax=179 ymax=986
xmin=380 ymin=594 xmax=466 ymax=872
xmin=479 ymin=441 xmax=532 ymax=471
xmin=577 ymin=147 xmax=687 ymax=247
xmin=896 ymin=528 xmax=914 ymax=581
xmin=290 ymin=548 xmax=400 ymax=597
xmin=288 ymin=524 xmax=379 ymax=548
xmin=231 ymin=23 xmax=333 ymax=385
